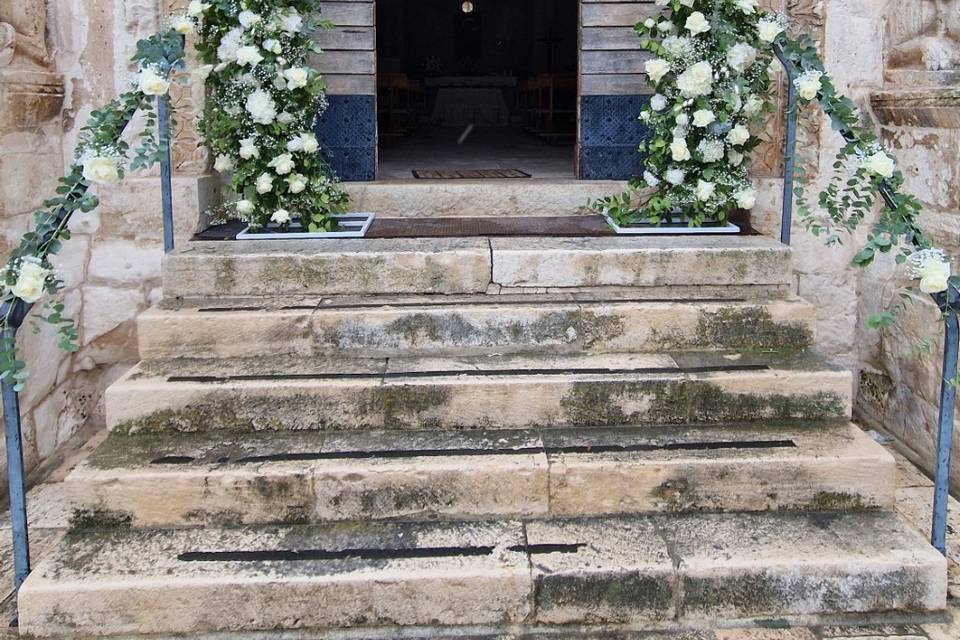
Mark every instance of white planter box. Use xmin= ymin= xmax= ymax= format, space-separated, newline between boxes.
xmin=236 ymin=213 xmax=375 ymax=240
xmin=604 ymin=214 xmax=740 ymax=235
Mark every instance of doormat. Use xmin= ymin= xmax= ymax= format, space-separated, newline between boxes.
xmin=412 ymin=169 xmax=532 ymax=179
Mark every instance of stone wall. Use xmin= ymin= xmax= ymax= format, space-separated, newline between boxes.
xmin=0 ymin=0 xmax=214 ymax=488
xmin=854 ymin=0 xmax=960 ymax=487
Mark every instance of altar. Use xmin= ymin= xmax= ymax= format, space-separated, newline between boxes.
xmin=426 ymin=76 xmax=516 ymax=127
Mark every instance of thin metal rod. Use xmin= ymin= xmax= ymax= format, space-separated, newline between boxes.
xmin=932 ymin=308 xmax=959 ymax=554
xmin=1 ymin=325 xmax=30 ymax=596
xmin=773 ymin=44 xmax=797 ymax=246
xmin=157 ymin=93 xmax=175 ymax=254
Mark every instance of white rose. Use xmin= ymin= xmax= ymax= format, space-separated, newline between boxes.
xmin=283 ymin=67 xmax=309 ymax=89
xmin=640 ymin=110 xmax=651 ymax=122
xmin=267 ymin=153 xmax=295 ymax=175
xmin=236 ymin=199 xmax=255 ymax=215
xmin=864 ymin=150 xmax=895 ymax=179
xmin=280 ymin=9 xmax=303 ymax=34
xmin=726 ymin=42 xmax=757 ymax=75
xmin=734 ymin=0 xmax=758 ymax=14
xmin=11 ymin=261 xmax=48 ymax=303
xmin=213 ymin=155 xmax=234 ymax=172
xmin=245 ymin=89 xmax=277 ymax=124
xmin=692 ymin=109 xmax=715 ymax=127
xmin=137 ymin=67 xmax=170 ymax=95
xmin=277 ymin=111 xmax=294 ymax=124
xmin=728 ymin=149 xmax=744 ymax=165
xmin=643 ymin=171 xmax=660 ymax=187
xmin=262 ymin=38 xmax=282 ymax=54
xmin=187 ymin=1 xmax=208 ymax=16
xmin=217 ymin=27 xmax=243 ymax=62
xmin=757 ymin=19 xmax=784 ymax=43
xmin=299 ymin=132 xmax=319 ymax=153
xmin=676 ymin=61 xmax=713 ymax=97
xmin=650 ymin=94 xmax=667 ymax=112
xmin=794 ymin=70 xmax=823 ymax=101
xmin=286 ymin=136 xmax=304 ymax=152
xmin=644 ymin=18 xmax=656 ymax=29
xmin=670 ymin=138 xmax=691 ymax=162
xmin=171 ymin=16 xmax=194 ymax=35
xmin=239 ymin=137 xmax=260 ymax=159
xmin=236 ymin=45 xmax=264 ymax=67
xmin=727 ymin=124 xmax=750 ymax=146
xmin=734 ymin=187 xmax=756 ymax=210
xmin=255 ymin=173 xmax=274 ymax=194
xmin=918 ymin=258 xmax=951 ymax=294
xmin=644 ymin=58 xmax=670 ymax=84
xmin=675 ymin=113 xmax=689 ymax=126
xmin=657 ymin=21 xmax=673 ymax=33
xmin=695 ymin=180 xmax=716 ymax=202
xmin=685 ymin=12 xmax=710 ymax=36
xmin=743 ymin=95 xmax=763 ymax=117
xmin=665 ymin=168 xmax=685 ymax=185
xmin=82 ymin=156 xmax=119 ymax=184
xmin=191 ymin=64 xmax=213 ymax=82
xmin=238 ymin=11 xmax=261 ymax=28
xmin=271 ymin=209 xmax=292 ymax=225
xmin=286 ymin=173 xmax=308 ymax=193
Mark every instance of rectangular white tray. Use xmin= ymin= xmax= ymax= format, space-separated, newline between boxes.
xmin=604 ymin=214 xmax=740 ymax=235
xmin=236 ymin=213 xmax=374 ymax=239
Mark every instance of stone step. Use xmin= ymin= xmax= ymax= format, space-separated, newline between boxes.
xmin=343 ymin=179 xmax=627 ymax=217
xmin=138 ymin=295 xmax=816 ymax=360
xmin=18 ymin=511 xmax=946 ymax=637
xmin=104 ymin=351 xmax=852 ymax=434
xmin=66 ymin=422 xmax=893 ymax=527
xmin=162 ymin=235 xmax=793 ymax=300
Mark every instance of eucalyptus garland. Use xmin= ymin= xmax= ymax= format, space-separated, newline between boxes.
xmin=590 ymin=0 xmax=952 ymax=321
xmin=0 ymin=30 xmax=185 ymax=388
xmin=184 ymin=0 xmax=348 ymax=231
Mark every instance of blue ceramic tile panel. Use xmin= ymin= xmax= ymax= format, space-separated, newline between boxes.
xmin=314 ymin=95 xmax=376 ymax=181
xmin=579 ymin=95 xmax=650 ymax=180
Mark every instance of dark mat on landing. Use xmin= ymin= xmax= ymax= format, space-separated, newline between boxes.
xmin=412 ymin=169 xmax=531 ymax=179
xmin=193 ymin=216 xmax=757 ymax=241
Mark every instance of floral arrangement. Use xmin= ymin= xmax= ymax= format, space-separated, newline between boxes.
xmin=181 ymin=0 xmax=348 ymax=231
xmin=590 ymin=0 xmax=954 ymax=323
xmin=0 ymin=31 xmax=186 ymax=388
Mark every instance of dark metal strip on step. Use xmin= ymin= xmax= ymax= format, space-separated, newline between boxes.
xmin=191 ymin=297 xmax=748 ymax=313
xmin=150 ymin=439 xmax=796 ymax=466
xmin=178 ymin=542 xmax=585 ymax=563
xmin=196 ymin=305 xmax=317 ymax=312
xmin=166 ymin=364 xmax=769 ymax=384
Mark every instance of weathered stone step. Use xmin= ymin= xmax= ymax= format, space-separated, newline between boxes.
xmin=66 ymin=422 xmax=892 ymax=527
xmin=105 ymin=351 xmax=852 ymax=434
xmin=162 ymin=235 xmax=793 ymax=300
xmin=19 ymin=511 xmax=946 ymax=637
xmin=138 ymin=295 xmax=816 ymax=360
xmin=344 ymin=179 xmax=626 ymax=217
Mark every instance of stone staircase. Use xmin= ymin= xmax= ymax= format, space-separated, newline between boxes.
xmin=16 ymin=229 xmax=947 ymax=637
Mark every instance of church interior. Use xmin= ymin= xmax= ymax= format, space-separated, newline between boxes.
xmin=375 ymin=0 xmax=578 ymax=179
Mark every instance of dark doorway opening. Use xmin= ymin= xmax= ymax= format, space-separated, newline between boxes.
xmin=376 ymin=0 xmax=578 ymax=180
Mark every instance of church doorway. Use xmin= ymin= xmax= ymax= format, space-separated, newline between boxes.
xmin=374 ymin=0 xmax=578 ymax=180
